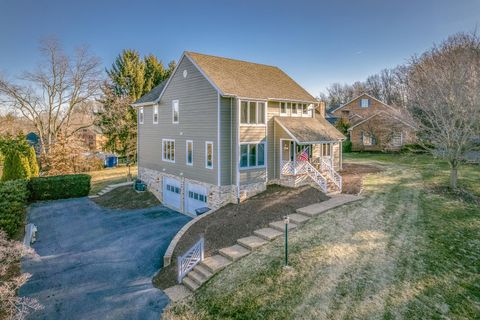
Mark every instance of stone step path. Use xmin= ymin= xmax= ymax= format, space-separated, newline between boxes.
xmin=165 ymin=194 xmax=364 ymax=301
xmin=88 ymin=181 xmax=133 ymax=198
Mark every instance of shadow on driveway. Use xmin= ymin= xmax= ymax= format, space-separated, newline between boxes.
xmin=20 ymin=197 xmax=191 ymax=320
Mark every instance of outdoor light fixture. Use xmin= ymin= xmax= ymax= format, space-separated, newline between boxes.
xmin=284 ymin=215 xmax=289 ymax=266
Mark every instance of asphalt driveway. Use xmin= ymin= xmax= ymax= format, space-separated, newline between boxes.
xmin=20 ymin=197 xmax=191 ymax=320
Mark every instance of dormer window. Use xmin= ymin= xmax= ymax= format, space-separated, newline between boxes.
xmin=360 ymin=98 xmax=370 ymax=108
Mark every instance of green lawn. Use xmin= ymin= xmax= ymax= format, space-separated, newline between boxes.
xmin=88 ymin=165 xmax=137 ymax=195
xmin=164 ymin=153 xmax=480 ymax=320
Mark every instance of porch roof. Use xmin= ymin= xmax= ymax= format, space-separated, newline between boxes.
xmin=274 ymin=116 xmax=345 ymax=144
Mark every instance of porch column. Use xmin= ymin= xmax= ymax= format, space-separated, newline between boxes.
xmin=293 ymin=141 xmax=296 ymax=174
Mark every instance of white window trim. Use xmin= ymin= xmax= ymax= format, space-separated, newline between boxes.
xmin=162 ymin=139 xmax=175 ymax=163
xmin=153 ymin=105 xmax=158 ymax=124
xmin=361 ymin=98 xmax=369 ymax=108
xmin=280 ymin=102 xmax=289 ymax=116
xmin=240 ymin=100 xmax=266 ymax=126
xmin=172 ymin=100 xmax=179 ymax=124
xmin=239 ymin=141 xmax=267 ymax=170
xmin=139 ymin=107 xmax=144 ymax=124
xmin=205 ymin=141 xmax=213 ymax=169
xmin=186 ymin=140 xmax=193 ymax=166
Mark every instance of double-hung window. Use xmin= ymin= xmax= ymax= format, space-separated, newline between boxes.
xmin=186 ymin=140 xmax=193 ymax=165
xmin=139 ymin=107 xmax=144 ymax=124
xmin=205 ymin=141 xmax=213 ymax=169
xmin=280 ymin=102 xmax=289 ymax=116
xmin=153 ymin=105 xmax=158 ymax=124
xmin=291 ymin=103 xmax=298 ymax=116
xmin=162 ymin=139 xmax=175 ymax=162
xmin=172 ymin=100 xmax=179 ymax=123
xmin=240 ymin=142 xmax=266 ymax=168
xmin=360 ymin=98 xmax=369 ymax=108
xmin=240 ymin=101 xmax=266 ymax=125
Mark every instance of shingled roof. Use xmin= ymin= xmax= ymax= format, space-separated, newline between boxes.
xmin=186 ymin=52 xmax=317 ymax=102
xmin=133 ymin=80 xmax=167 ymax=105
xmin=275 ymin=117 xmax=345 ymax=143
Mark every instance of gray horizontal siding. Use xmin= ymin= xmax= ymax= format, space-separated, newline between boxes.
xmin=220 ymin=97 xmax=233 ymax=186
xmin=138 ymin=56 xmax=219 ymax=185
xmin=240 ymin=168 xmax=266 ymax=184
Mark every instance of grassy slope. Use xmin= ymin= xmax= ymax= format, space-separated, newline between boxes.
xmin=164 ymin=154 xmax=480 ymax=320
xmin=88 ymin=166 xmax=137 ymax=195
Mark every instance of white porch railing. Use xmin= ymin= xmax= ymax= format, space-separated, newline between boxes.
xmin=281 ymin=160 xmax=328 ymax=193
xmin=320 ymin=158 xmax=342 ymax=192
xmin=177 ymin=237 xmax=204 ymax=283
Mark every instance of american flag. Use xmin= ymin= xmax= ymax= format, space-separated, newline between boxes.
xmin=297 ymin=146 xmax=310 ymax=162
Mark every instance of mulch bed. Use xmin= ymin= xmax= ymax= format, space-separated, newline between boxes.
xmin=92 ymin=185 xmax=160 ymax=210
xmin=340 ymin=163 xmax=384 ymax=195
xmin=153 ymin=184 xmax=329 ymax=289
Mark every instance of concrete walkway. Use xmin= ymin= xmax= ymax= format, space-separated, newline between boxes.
xmin=166 ymin=193 xmax=363 ymax=301
xmin=20 ymin=198 xmax=191 ymax=320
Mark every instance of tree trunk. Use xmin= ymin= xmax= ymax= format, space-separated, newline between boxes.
xmin=449 ymin=162 xmax=458 ymax=190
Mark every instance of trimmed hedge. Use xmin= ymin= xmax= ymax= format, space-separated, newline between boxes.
xmin=0 ymin=179 xmax=29 ymax=238
xmin=29 ymin=174 xmax=91 ymax=201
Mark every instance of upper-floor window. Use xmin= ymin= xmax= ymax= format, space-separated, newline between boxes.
xmin=172 ymin=100 xmax=179 ymax=123
xmin=186 ymin=140 xmax=193 ymax=165
xmin=360 ymin=98 xmax=370 ymax=108
xmin=240 ymin=101 xmax=266 ymax=125
xmin=205 ymin=141 xmax=213 ymax=169
xmin=139 ymin=107 xmax=144 ymax=124
xmin=153 ymin=105 xmax=158 ymax=124
xmin=280 ymin=102 xmax=289 ymax=116
xmin=162 ymin=139 xmax=175 ymax=162
xmin=240 ymin=142 xmax=266 ymax=168
xmin=302 ymin=104 xmax=309 ymax=115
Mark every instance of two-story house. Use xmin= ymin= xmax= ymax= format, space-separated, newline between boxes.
xmin=132 ymin=52 xmax=345 ymax=215
xmin=331 ymin=93 xmax=416 ymax=151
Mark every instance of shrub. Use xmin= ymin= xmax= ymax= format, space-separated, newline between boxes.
xmin=343 ymin=140 xmax=352 ymax=153
xmin=27 ymin=146 xmax=39 ymax=177
xmin=0 ymin=179 xmax=29 ymax=238
xmin=1 ymin=151 xmax=31 ymax=181
xmin=29 ymin=174 xmax=91 ymax=201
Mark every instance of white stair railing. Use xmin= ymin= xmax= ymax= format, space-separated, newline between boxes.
xmin=320 ymin=158 xmax=342 ymax=192
xmin=177 ymin=237 xmax=204 ymax=283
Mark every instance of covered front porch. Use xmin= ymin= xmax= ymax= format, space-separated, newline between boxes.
xmin=274 ymin=116 xmax=345 ymax=193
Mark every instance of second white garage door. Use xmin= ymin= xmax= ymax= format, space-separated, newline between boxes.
xmin=185 ymin=183 xmax=208 ymax=215
xmin=163 ymin=177 xmax=181 ymax=211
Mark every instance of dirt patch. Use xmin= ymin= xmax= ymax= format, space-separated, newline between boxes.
xmin=92 ymin=185 xmax=160 ymax=210
xmin=340 ymin=163 xmax=384 ymax=195
xmin=154 ymin=184 xmax=328 ymax=289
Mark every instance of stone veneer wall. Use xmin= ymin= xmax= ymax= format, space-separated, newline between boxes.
xmin=139 ymin=167 xmax=266 ymax=212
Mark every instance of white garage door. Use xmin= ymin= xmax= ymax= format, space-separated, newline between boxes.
xmin=185 ymin=183 xmax=208 ymax=215
xmin=163 ymin=177 xmax=181 ymax=211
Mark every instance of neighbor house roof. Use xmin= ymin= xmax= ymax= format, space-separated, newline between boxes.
xmin=274 ymin=117 xmax=345 ymax=144
xmin=347 ymin=111 xmax=417 ymax=131
xmin=329 ymin=92 xmax=398 ymax=114
xmin=133 ymin=80 xmax=168 ymax=105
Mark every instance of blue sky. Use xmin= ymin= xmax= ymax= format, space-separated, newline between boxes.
xmin=0 ymin=0 xmax=479 ymax=96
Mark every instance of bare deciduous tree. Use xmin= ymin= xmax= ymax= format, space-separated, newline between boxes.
xmin=0 ymin=39 xmax=102 ymax=159
xmin=406 ymin=32 xmax=480 ymax=189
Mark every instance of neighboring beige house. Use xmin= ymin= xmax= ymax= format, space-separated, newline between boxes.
xmin=331 ymin=93 xmax=416 ymax=151
xmin=132 ymin=52 xmax=344 ymax=215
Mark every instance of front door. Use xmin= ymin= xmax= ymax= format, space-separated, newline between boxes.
xmin=280 ymin=139 xmax=295 ymax=163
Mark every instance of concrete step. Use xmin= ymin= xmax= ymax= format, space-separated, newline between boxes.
xmin=187 ymin=269 xmax=210 ymax=285
xmin=237 ymin=236 xmax=268 ymax=251
xmin=254 ymin=228 xmax=283 ymax=241
xmin=200 ymin=255 xmax=232 ymax=274
xmin=287 ymin=213 xmax=310 ymax=224
xmin=182 ymin=276 xmax=200 ymax=291
xmin=269 ymin=220 xmax=298 ymax=232
xmin=193 ymin=264 xmax=213 ymax=279
xmin=219 ymin=244 xmax=251 ymax=261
